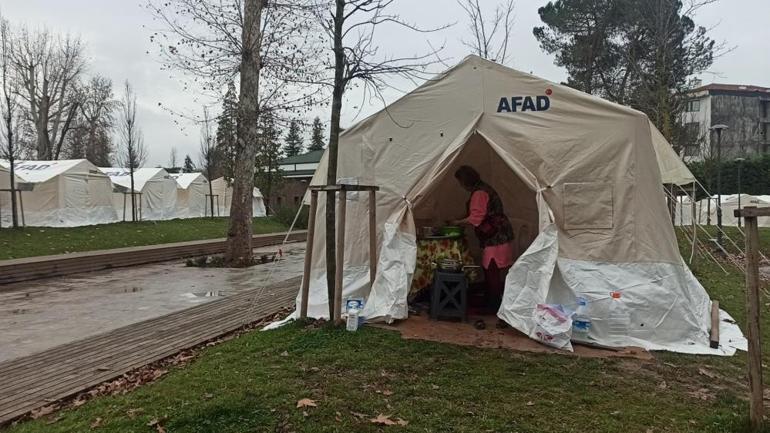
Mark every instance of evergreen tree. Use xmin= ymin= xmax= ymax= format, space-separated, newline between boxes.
xmin=215 ymin=81 xmax=238 ymax=180
xmin=309 ymin=116 xmax=325 ymax=151
xmin=183 ymin=155 xmax=195 ymax=172
xmin=283 ymin=119 xmax=304 ymax=157
xmin=534 ymin=0 xmax=716 ymax=150
xmin=254 ymin=113 xmax=284 ymax=212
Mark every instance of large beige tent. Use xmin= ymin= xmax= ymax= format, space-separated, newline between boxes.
xmin=210 ymin=177 xmax=267 ymax=217
xmin=99 ymin=167 xmax=178 ymax=221
xmin=171 ymin=173 xmax=210 ymax=218
xmin=292 ymin=56 xmax=744 ymax=355
xmin=0 ymin=159 xmax=117 ymax=227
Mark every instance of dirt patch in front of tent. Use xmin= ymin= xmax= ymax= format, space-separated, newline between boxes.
xmin=372 ymin=313 xmax=653 ymax=361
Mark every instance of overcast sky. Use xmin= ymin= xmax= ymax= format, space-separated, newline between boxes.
xmin=3 ymin=0 xmax=769 ymax=166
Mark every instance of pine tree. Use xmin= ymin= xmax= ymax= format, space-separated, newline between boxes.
xmin=254 ymin=113 xmax=284 ymax=212
xmin=183 ymin=155 xmax=195 ymax=172
xmin=283 ymin=119 xmax=304 ymax=157
xmin=215 ymin=81 xmax=238 ymax=180
xmin=309 ymin=116 xmax=325 ymax=151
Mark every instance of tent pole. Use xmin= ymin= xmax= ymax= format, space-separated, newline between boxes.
xmin=18 ymin=191 xmax=25 ymax=227
xmin=300 ymin=190 xmax=318 ymax=319
xmin=334 ymin=189 xmax=347 ymax=324
xmin=691 ymin=182 xmax=697 ymax=264
xmin=369 ymin=189 xmax=377 ymax=288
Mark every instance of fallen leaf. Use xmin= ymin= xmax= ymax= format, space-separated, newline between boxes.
xmin=126 ymin=408 xmax=144 ymax=419
xmin=45 ymin=415 xmax=64 ymax=425
xmin=396 ymin=418 xmax=409 ymax=426
xmin=698 ymin=367 xmax=717 ymax=379
xmin=203 ymin=393 xmax=214 ymax=399
xmin=303 ymin=410 xmax=309 ymax=417
xmin=431 ymin=385 xmax=439 ymax=390
xmin=370 ymin=414 xmax=397 ymax=426
xmin=147 ymin=418 xmax=167 ymax=433
xmin=351 ymin=411 xmax=368 ymax=419
xmin=382 ymin=390 xmax=394 ymax=396
xmin=30 ymin=405 xmax=56 ymax=419
xmin=90 ymin=417 xmax=103 ymax=428
xmin=280 ymin=351 xmax=289 ymax=357
xmin=526 ymin=401 xmax=534 ymax=406
xmin=657 ymin=381 xmax=668 ymax=390
xmin=296 ymin=398 xmax=317 ymax=409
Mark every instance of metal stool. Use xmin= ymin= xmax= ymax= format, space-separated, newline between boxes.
xmin=430 ymin=270 xmax=468 ymax=322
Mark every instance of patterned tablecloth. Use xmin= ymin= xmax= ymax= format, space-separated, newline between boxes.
xmin=409 ymin=237 xmax=478 ymax=300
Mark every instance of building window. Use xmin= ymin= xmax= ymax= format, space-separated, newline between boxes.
xmin=685 ymin=99 xmax=701 ymax=112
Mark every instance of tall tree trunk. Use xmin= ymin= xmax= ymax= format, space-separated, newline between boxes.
xmin=130 ymin=165 xmax=137 ymax=222
xmin=325 ymin=0 xmax=345 ymax=318
xmin=208 ymin=167 xmax=215 ymax=218
xmin=224 ymin=0 xmax=263 ymax=267
xmin=3 ymin=95 xmax=18 ymax=228
xmin=37 ymin=94 xmax=51 ymax=159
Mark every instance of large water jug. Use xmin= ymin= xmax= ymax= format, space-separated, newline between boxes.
xmin=572 ymin=297 xmax=592 ymax=342
xmin=608 ymin=291 xmax=629 ymax=345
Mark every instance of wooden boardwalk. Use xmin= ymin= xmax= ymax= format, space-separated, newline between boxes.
xmin=0 ymin=276 xmax=300 ymax=426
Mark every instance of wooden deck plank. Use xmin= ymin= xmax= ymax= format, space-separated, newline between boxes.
xmin=0 ymin=277 xmax=300 ymax=425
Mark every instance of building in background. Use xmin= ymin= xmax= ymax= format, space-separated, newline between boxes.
xmin=682 ymin=83 xmax=770 ymax=161
xmin=268 ymin=149 xmax=323 ymax=211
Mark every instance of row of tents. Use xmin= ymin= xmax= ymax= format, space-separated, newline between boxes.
xmin=674 ymin=194 xmax=770 ymax=227
xmin=0 ymin=159 xmax=266 ymax=227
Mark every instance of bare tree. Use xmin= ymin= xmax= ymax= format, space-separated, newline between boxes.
xmin=168 ymin=146 xmax=178 ymax=169
xmin=11 ymin=26 xmax=85 ymax=160
xmin=116 ymin=81 xmax=147 ymax=222
xmin=458 ymin=0 xmax=515 ymax=64
xmin=78 ymin=75 xmax=116 ymax=165
xmin=315 ymin=0 xmax=446 ymax=318
xmin=198 ymin=107 xmax=218 ymax=218
xmin=147 ymin=0 xmax=324 ymax=265
xmin=0 ymin=13 xmax=20 ymax=227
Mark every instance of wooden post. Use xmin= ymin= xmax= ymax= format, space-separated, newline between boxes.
xmin=709 ymin=300 xmax=720 ymax=349
xmin=299 ymin=190 xmax=318 ymax=319
xmin=736 ymin=206 xmax=766 ymax=431
xmin=369 ymin=189 xmax=377 ymax=288
xmin=333 ymin=189 xmax=347 ymax=324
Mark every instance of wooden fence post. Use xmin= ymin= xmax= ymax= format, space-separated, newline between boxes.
xmin=736 ymin=206 xmax=765 ymax=431
xmin=369 ymin=189 xmax=377 ymax=288
xmin=333 ymin=188 xmax=347 ymax=324
xmin=299 ymin=190 xmax=318 ymax=319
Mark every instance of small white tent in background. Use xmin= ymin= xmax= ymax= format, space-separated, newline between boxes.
xmin=99 ymin=167 xmax=178 ymax=221
xmin=210 ymin=177 xmax=267 ymax=217
xmin=170 ymin=172 xmax=209 ymax=218
xmin=0 ymin=159 xmax=117 ymax=227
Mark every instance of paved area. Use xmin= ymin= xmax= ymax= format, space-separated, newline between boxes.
xmin=0 ymin=242 xmax=305 ymax=363
xmin=0 ymin=276 xmax=300 ymax=426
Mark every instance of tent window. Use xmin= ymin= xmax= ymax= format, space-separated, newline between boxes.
xmin=563 ymin=182 xmax=613 ymax=230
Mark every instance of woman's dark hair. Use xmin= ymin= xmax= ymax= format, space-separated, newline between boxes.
xmin=454 ymin=165 xmax=481 ymax=188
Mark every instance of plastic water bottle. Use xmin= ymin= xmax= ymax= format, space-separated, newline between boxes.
xmin=572 ymin=297 xmax=592 ymax=342
xmin=608 ymin=291 xmax=629 ymax=345
xmin=346 ymin=308 xmax=360 ymax=332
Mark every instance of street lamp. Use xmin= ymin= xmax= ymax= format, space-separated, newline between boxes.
xmin=711 ymin=124 xmax=729 ymax=247
xmin=735 ymin=157 xmax=746 ymax=228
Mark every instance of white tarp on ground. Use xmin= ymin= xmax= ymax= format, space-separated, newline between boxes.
xmin=0 ymin=159 xmax=117 ymax=227
xmin=284 ymin=55 xmax=745 ymax=356
xmin=210 ymin=177 xmax=267 ymax=217
xmin=99 ymin=167 xmax=178 ymax=221
xmin=171 ymin=173 xmax=210 ymax=218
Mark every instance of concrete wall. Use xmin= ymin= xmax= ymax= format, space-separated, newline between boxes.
xmin=710 ymin=93 xmax=768 ymax=158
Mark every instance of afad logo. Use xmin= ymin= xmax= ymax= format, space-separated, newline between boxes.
xmin=497 ymin=88 xmax=552 ymax=113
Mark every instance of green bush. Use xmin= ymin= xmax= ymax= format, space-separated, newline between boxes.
xmin=687 ymin=154 xmax=770 ymax=198
xmin=271 ymin=205 xmax=309 ymax=230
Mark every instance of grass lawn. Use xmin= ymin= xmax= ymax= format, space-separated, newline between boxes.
xmin=0 ymin=218 xmax=288 ymax=260
xmin=6 ymin=227 xmax=770 ymax=433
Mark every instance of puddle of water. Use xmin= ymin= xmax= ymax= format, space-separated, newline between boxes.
xmin=190 ymin=290 xmax=228 ymax=298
